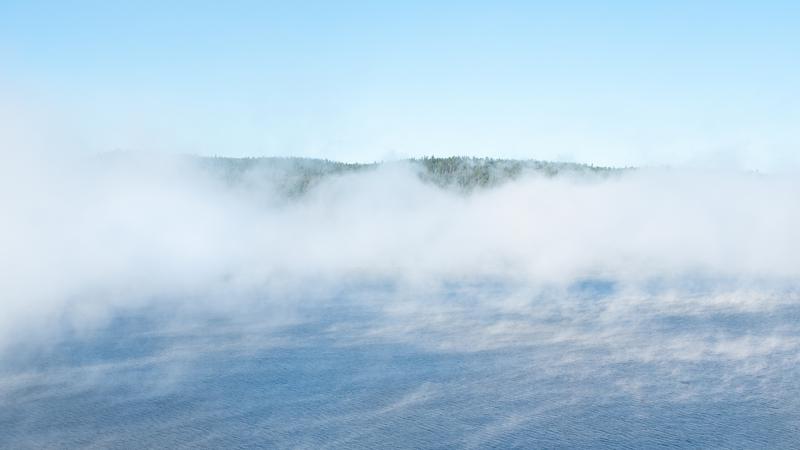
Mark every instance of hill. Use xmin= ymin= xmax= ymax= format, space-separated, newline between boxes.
xmin=196 ymin=156 xmax=623 ymax=196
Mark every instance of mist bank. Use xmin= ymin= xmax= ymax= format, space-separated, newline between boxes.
xmin=0 ymin=152 xmax=798 ymax=349
xmin=98 ymin=153 xmax=623 ymax=197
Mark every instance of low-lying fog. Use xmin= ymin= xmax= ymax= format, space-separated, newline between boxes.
xmin=2 ymin=153 xmax=799 ymax=447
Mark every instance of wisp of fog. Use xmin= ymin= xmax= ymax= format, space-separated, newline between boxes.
xmin=1 ymin=153 xmax=798 ymax=345
xmin=2 ymin=152 xmax=800 ymax=447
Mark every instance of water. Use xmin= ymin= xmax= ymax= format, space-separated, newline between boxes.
xmin=2 ymin=282 xmax=800 ymax=448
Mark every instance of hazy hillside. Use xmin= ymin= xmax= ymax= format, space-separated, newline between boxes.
xmin=195 ymin=156 xmax=623 ymax=196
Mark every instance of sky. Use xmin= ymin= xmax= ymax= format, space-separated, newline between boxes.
xmin=1 ymin=0 xmax=798 ymax=168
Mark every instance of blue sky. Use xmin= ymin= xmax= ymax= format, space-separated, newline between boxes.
xmin=1 ymin=1 xmax=798 ymax=168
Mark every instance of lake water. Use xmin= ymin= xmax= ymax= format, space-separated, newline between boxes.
xmin=2 ymin=281 xmax=800 ymax=448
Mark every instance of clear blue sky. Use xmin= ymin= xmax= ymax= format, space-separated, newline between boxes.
xmin=1 ymin=1 xmax=798 ymax=168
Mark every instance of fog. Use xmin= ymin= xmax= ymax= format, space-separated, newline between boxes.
xmin=1 ymin=152 xmax=799 ymax=349
xmin=3 ymin=150 xmax=800 ymax=446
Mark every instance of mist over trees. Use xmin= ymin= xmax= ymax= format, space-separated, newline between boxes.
xmin=192 ymin=155 xmax=623 ymax=197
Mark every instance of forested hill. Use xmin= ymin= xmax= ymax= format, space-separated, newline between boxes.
xmin=195 ymin=156 xmax=624 ymax=196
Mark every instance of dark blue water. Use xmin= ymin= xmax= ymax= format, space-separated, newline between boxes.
xmin=2 ymin=283 xmax=800 ymax=448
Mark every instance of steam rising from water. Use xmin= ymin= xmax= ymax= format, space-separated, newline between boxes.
xmin=2 ymin=152 xmax=800 ymax=447
xmin=1 ymin=154 xmax=798 ymax=346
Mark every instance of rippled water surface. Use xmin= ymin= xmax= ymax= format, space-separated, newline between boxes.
xmin=3 ymin=282 xmax=800 ymax=448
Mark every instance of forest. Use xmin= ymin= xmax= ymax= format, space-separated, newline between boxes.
xmin=195 ymin=155 xmax=624 ymax=197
